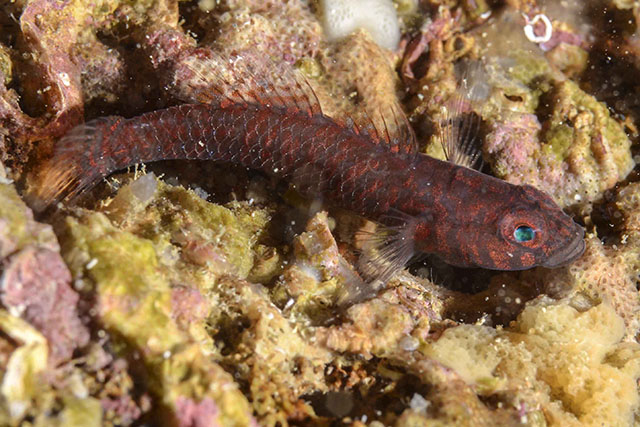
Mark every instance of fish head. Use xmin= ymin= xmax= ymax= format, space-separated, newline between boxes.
xmin=416 ymin=182 xmax=585 ymax=270
xmin=488 ymin=184 xmax=585 ymax=270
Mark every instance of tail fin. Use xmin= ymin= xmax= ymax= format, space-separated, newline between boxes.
xmin=27 ymin=116 xmax=124 ymax=211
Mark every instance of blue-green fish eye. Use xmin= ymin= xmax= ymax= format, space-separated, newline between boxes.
xmin=514 ymin=225 xmax=535 ymax=242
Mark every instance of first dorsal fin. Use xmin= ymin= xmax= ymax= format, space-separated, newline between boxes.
xmin=174 ymin=50 xmax=323 ymax=117
xmin=438 ymin=98 xmax=482 ymax=169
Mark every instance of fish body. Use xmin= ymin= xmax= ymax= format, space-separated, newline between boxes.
xmin=31 ymin=58 xmax=585 ymax=274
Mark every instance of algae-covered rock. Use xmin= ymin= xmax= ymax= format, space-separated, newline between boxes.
xmin=0 ymin=164 xmax=100 ymax=424
xmin=0 ymin=170 xmax=58 ymax=259
xmin=0 ymin=161 xmax=89 ymax=364
xmin=62 ymin=177 xmax=262 ymax=426
xmin=1 ymin=246 xmax=89 ymax=364
xmin=408 ymin=7 xmax=633 ymax=209
xmin=64 ymin=212 xmax=185 ymax=353
xmin=478 ymin=43 xmax=634 ymax=208
xmin=414 ymin=297 xmax=640 ymax=426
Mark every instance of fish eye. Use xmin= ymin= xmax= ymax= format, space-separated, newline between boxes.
xmin=514 ymin=225 xmax=535 ymax=242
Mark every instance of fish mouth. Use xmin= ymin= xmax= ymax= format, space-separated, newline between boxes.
xmin=542 ymin=227 xmax=586 ymax=268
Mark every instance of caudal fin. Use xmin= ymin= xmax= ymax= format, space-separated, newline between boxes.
xmin=27 ymin=116 xmax=123 ymax=211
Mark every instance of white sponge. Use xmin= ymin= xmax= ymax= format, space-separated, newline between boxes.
xmin=320 ymin=0 xmax=401 ymax=50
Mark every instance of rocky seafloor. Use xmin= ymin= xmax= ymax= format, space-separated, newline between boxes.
xmin=0 ymin=0 xmax=640 ymax=425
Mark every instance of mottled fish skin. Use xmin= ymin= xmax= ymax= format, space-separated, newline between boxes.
xmin=31 ymin=79 xmax=585 ymax=272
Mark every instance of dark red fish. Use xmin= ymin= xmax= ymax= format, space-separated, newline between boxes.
xmin=30 ymin=54 xmax=585 ymax=281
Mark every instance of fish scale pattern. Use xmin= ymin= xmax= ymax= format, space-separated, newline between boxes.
xmin=61 ymin=102 xmax=415 ymax=222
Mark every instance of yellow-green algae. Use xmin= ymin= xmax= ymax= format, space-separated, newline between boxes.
xmin=66 ymin=214 xmax=184 ymax=352
xmin=0 ymin=44 xmax=11 ymax=86
xmin=56 ymin=396 xmax=102 ymax=427
xmin=0 ymin=310 xmax=103 ymax=427
xmin=0 ymin=172 xmax=57 ymax=258
xmin=101 ymin=175 xmax=273 ymax=284
xmin=61 ymin=178 xmax=266 ymax=426
xmin=0 ymin=310 xmax=49 ymax=424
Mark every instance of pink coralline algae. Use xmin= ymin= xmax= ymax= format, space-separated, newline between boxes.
xmin=1 ymin=246 xmax=89 ymax=364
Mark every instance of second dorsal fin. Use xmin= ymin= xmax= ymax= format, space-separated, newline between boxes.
xmin=340 ymin=102 xmax=417 ymax=156
xmin=174 ymin=50 xmax=323 ymax=117
xmin=175 ymin=49 xmax=418 ymax=156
